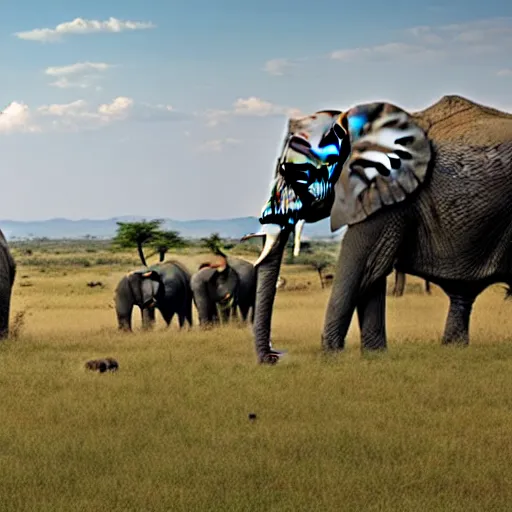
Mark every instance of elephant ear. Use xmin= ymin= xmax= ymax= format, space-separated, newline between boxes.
xmin=330 ymin=102 xmax=432 ymax=231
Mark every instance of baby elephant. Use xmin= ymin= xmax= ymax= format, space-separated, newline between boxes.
xmin=114 ymin=260 xmax=192 ymax=331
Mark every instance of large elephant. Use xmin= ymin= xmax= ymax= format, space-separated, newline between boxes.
xmin=115 ymin=260 xmax=192 ymax=331
xmin=0 ymin=229 xmax=16 ymax=339
xmin=242 ymin=95 xmax=512 ymax=363
xmin=191 ymin=256 xmax=255 ymax=326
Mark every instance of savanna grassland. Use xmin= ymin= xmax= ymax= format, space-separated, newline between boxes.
xmin=2 ymin=239 xmax=512 ymax=511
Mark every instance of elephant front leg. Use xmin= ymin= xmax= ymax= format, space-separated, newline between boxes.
xmin=357 ymin=276 xmax=387 ymax=351
xmin=442 ymin=294 xmax=475 ymax=345
xmin=141 ymin=307 xmax=156 ymax=330
xmin=322 ymin=251 xmax=364 ymax=352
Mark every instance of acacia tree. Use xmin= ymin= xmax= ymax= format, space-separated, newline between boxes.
xmin=149 ymin=230 xmax=187 ymax=262
xmin=297 ymin=251 xmax=335 ymax=289
xmin=113 ymin=219 xmax=163 ymax=266
xmin=200 ymin=233 xmax=226 ymax=256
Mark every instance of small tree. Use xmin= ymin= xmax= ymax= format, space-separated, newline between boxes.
xmin=297 ymin=251 xmax=335 ymax=289
xmin=201 ymin=233 xmax=226 ymax=256
xmin=113 ymin=219 xmax=163 ymax=266
xmin=149 ymin=230 xmax=187 ymax=262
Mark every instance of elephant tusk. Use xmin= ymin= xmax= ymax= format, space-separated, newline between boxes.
xmin=293 ymin=219 xmax=305 ymax=257
xmin=244 ymin=224 xmax=283 ymax=267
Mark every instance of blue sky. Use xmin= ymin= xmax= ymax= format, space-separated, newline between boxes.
xmin=1 ymin=0 xmax=511 ymax=222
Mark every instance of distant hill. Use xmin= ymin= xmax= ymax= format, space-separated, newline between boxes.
xmin=0 ymin=216 xmax=340 ymax=241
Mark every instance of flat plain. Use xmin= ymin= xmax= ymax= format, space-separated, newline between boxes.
xmin=2 ymin=240 xmax=512 ymax=511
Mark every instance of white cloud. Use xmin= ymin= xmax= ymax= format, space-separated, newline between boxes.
xmin=38 ymin=99 xmax=91 ymax=117
xmin=98 ymin=96 xmax=134 ymax=118
xmin=45 ymin=62 xmax=112 ymax=76
xmin=204 ymin=97 xmax=302 ymax=127
xmin=1 ymin=97 xmax=184 ymax=135
xmin=263 ymin=58 xmax=296 ymax=76
xmin=264 ymin=17 xmax=512 ymax=68
xmin=45 ymin=61 xmax=114 ymax=89
xmin=203 ymin=108 xmax=230 ymax=127
xmin=497 ymin=69 xmax=512 ymax=77
xmin=330 ymin=42 xmax=435 ymax=61
xmin=0 ymin=102 xmax=40 ymax=134
xmin=14 ymin=17 xmax=155 ymax=42
xmin=198 ymin=138 xmax=241 ymax=153
xmin=48 ymin=78 xmax=103 ymax=90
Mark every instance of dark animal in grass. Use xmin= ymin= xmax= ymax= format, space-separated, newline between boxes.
xmin=85 ymin=358 xmax=119 ymax=373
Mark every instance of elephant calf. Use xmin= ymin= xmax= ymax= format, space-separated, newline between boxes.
xmin=191 ymin=256 xmax=255 ymax=326
xmin=115 ymin=260 xmax=192 ymax=331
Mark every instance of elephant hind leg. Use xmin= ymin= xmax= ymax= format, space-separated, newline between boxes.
xmin=439 ymin=281 xmax=486 ymax=345
xmin=442 ymin=294 xmax=476 ymax=345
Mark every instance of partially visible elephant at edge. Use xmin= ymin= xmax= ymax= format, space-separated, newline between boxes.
xmin=115 ymin=260 xmax=192 ymax=331
xmin=242 ymin=95 xmax=512 ymax=364
xmin=0 ymin=229 xmax=16 ymax=339
xmin=191 ymin=256 xmax=256 ymax=326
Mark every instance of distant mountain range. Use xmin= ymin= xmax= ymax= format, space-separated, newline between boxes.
xmin=0 ymin=216 xmax=341 ymax=241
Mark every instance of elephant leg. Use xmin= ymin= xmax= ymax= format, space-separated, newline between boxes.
xmin=357 ymin=276 xmax=387 ymax=351
xmin=238 ymin=303 xmax=249 ymax=322
xmin=185 ymin=298 xmax=193 ymax=327
xmin=141 ymin=307 xmax=156 ymax=330
xmin=117 ymin=311 xmax=132 ymax=331
xmin=392 ymin=271 xmax=406 ymax=297
xmin=167 ymin=311 xmax=176 ymax=328
xmin=322 ymin=256 xmax=362 ymax=352
xmin=177 ymin=309 xmax=189 ymax=328
xmin=115 ymin=297 xmax=133 ymax=331
xmin=219 ymin=304 xmax=230 ymax=323
xmin=231 ymin=303 xmax=239 ymax=322
xmin=0 ymin=290 xmax=12 ymax=340
xmin=442 ymin=294 xmax=476 ymax=345
xmin=322 ymin=212 xmax=405 ymax=352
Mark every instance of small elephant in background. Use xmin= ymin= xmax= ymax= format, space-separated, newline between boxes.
xmin=115 ymin=260 xmax=192 ymax=331
xmin=191 ymin=256 xmax=255 ymax=326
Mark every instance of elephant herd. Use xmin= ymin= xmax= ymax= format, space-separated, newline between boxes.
xmin=0 ymin=94 xmax=511 ymax=369
xmin=114 ymin=255 xmax=256 ymax=331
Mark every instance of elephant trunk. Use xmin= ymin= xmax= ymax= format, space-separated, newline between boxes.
xmin=248 ymin=227 xmax=291 ymax=361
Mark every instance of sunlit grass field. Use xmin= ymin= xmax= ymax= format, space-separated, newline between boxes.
xmin=2 ymin=242 xmax=512 ymax=511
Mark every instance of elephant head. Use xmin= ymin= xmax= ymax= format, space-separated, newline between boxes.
xmin=243 ymin=102 xmax=434 ymax=362
xmin=191 ymin=256 xmax=240 ymax=326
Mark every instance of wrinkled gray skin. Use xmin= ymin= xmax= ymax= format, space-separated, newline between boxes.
xmin=115 ymin=260 xmax=192 ymax=331
xmin=250 ymin=96 xmax=512 ymax=362
xmin=0 ymin=230 xmax=16 ymax=339
xmin=191 ymin=257 xmax=255 ymax=326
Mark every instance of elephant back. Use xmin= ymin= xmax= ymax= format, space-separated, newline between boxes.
xmin=413 ymin=95 xmax=512 ymax=146
xmin=153 ymin=260 xmax=192 ymax=296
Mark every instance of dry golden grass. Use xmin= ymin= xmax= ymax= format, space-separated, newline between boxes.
xmin=2 ymin=245 xmax=512 ymax=511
